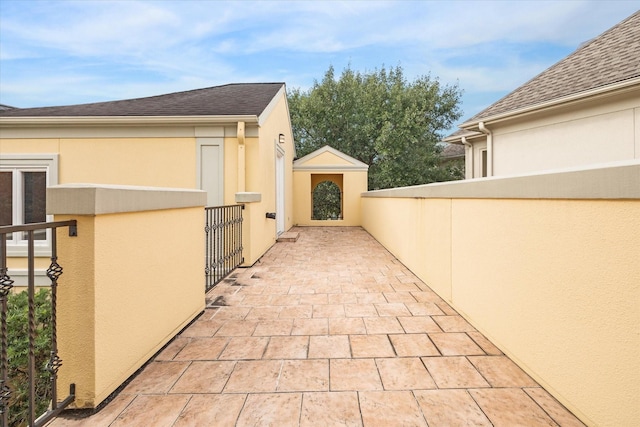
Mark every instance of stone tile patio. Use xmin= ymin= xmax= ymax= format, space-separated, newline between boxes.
xmin=49 ymin=227 xmax=585 ymax=426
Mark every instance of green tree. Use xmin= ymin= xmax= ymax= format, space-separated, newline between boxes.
xmin=312 ymin=181 xmax=342 ymax=220
xmin=5 ymin=289 xmax=53 ymax=426
xmin=288 ymin=65 xmax=463 ymax=190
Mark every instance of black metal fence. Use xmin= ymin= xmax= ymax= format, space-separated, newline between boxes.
xmin=205 ymin=205 xmax=243 ymax=292
xmin=0 ymin=221 xmax=76 ymax=427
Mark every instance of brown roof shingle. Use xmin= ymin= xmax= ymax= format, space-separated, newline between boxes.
xmin=440 ymin=143 xmax=465 ymax=159
xmin=0 ymin=83 xmax=284 ymax=117
xmin=463 ymin=11 xmax=640 ymax=125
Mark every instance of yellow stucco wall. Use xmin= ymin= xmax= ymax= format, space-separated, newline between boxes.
xmin=361 ymin=173 xmax=640 ymax=426
xmin=1 ymin=137 xmax=196 ymax=188
xmin=55 ymin=203 xmax=204 ymax=408
xmin=304 ymin=151 xmax=354 ymax=166
xmin=59 ymin=138 xmax=196 ymax=187
xmin=360 ymin=197 xmax=452 ymax=299
xmin=236 ymin=92 xmax=295 ymax=265
xmin=55 ymin=215 xmax=96 ymax=408
xmin=450 ymin=199 xmax=639 ymax=427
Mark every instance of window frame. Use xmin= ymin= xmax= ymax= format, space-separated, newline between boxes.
xmin=0 ymin=153 xmax=59 ymax=257
xmin=481 ymin=149 xmax=488 ymax=178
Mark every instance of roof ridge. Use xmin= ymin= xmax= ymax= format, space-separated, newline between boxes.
xmin=460 ymin=10 xmax=640 ymax=126
xmin=0 ymin=82 xmax=285 ymax=117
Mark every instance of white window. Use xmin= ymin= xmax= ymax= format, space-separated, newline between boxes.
xmin=0 ymin=154 xmax=58 ymax=256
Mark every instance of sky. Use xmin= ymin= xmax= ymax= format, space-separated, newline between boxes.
xmin=0 ymin=0 xmax=638 ymax=133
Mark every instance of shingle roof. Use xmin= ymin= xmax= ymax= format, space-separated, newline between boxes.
xmin=440 ymin=143 xmax=465 ymax=159
xmin=463 ymin=11 xmax=640 ymax=125
xmin=0 ymin=83 xmax=284 ymax=117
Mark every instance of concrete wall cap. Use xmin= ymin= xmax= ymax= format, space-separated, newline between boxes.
xmin=363 ymin=160 xmax=640 ymax=200
xmin=47 ymin=183 xmax=207 ymax=215
xmin=235 ymin=192 xmax=261 ymax=203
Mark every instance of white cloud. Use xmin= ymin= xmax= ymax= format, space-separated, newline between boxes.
xmin=0 ymin=0 xmax=638 ymax=109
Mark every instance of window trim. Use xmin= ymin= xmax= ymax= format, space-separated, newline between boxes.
xmin=0 ymin=153 xmax=59 ymax=257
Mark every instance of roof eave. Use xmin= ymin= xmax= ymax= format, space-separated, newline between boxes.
xmin=442 ymin=132 xmax=485 ymax=144
xmin=0 ymin=115 xmax=260 ymax=127
xmin=460 ymin=76 xmax=640 ymax=131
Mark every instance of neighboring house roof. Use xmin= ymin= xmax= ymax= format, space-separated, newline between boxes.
xmin=442 ymin=128 xmax=483 ymax=144
xmin=460 ymin=10 xmax=640 ymax=128
xmin=440 ymin=143 xmax=465 ymax=160
xmin=0 ymin=83 xmax=285 ymax=118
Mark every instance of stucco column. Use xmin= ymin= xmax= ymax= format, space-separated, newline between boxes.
xmin=237 ymin=121 xmax=246 ymax=193
xmin=49 ymin=184 xmax=207 ymax=408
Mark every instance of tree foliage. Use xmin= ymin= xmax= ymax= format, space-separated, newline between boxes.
xmin=5 ymin=289 xmax=53 ymax=426
xmin=312 ymin=181 xmax=342 ymax=220
xmin=288 ymin=65 xmax=464 ymax=190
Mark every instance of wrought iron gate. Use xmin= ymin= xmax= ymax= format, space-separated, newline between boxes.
xmin=0 ymin=221 xmax=77 ymax=427
xmin=205 ymin=205 xmax=243 ymax=292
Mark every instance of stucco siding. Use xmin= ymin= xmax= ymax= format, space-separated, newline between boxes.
xmin=493 ymin=108 xmax=635 ymax=175
xmin=361 ymin=164 xmax=640 ymax=427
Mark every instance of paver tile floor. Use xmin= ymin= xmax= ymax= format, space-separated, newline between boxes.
xmin=49 ymin=227 xmax=585 ymax=426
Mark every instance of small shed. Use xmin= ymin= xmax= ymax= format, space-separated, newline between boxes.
xmin=293 ymin=146 xmax=368 ymax=226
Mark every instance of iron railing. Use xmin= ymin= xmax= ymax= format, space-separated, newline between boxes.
xmin=205 ymin=205 xmax=243 ymax=292
xmin=0 ymin=221 xmax=77 ymax=427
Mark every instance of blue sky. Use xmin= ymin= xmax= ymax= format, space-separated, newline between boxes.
xmin=1 ymin=0 xmax=638 ymax=133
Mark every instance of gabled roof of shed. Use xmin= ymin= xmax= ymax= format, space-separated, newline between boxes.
xmin=0 ymin=83 xmax=285 ymax=117
xmin=462 ymin=11 xmax=640 ymax=126
xmin=294 ymin=145 xmax=369 ymax=171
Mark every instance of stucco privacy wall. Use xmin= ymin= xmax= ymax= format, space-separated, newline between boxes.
xmin=48 ymin=185 xmax=206 ymax=408
xmin=361 ymin=163 xmax=640 ymax=427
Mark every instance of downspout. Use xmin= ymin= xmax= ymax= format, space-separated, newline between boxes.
xmin=237 ymin=121 xmax=246 ymax=193
xmin=461 ymin=136 xmax=473 ymax=179
xmin=478 ymin=121 xmax=493 ymax=176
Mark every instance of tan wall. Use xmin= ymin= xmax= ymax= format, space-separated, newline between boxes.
xmin=361 ymin=197 xmax=452 ymax=300
xmin=51 ymin=185 xmax=205 ymax=408
xmin=237 ymin=92 xmax=295 ymax=265
xmin=293 ymin=169 xmax=367 ymax=226
xmin=1 ymin=137 xmax=197 ymax=188
xmin=1 ymin=136 xmax=199 ymax=282
xmin=361 ymin=164 xmax=640 ymax=427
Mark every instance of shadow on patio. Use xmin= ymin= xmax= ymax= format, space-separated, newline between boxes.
xmin=48 ymin=227 xmax=584 ymax=426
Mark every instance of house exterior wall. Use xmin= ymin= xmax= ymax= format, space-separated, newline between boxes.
xmin=464 ymin=86 xmax=640 ymax=178
xmin=1 ymin=91 xmax=295 ymax=270
xmin=361 ymin=163 xmax=640 ymax=427
xmin=241 ymin=92 xmax=295 ymax=264
xmin=1 ymin=134 xmax=197 ymax=187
